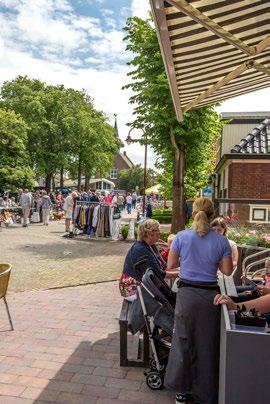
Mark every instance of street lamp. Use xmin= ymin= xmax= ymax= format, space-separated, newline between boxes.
xmin=125 ymin=128 xmax=148 ymax=216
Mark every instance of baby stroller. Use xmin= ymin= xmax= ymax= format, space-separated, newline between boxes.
xmin=128 ymin=261 xmax=175 ymax=390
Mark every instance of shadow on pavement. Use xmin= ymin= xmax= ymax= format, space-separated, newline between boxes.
xmin=15 ymin=240 xmax=130 ymax=260
xmin=33 ymin=334 xmax=174 ymax=404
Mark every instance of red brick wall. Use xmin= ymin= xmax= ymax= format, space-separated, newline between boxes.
xmin=108 ymin=152 xmax=133 ymax=188
xmin=112 ymin=153 xmax=131 ymax=171
xmin=229 ymin=163 xmax=270 ymax=199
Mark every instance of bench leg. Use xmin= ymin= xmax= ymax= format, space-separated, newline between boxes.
xmin=120 ymin=322 xmax=128 ymax=367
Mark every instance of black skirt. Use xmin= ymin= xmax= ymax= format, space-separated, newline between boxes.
xmin=165 ymin=282 xmax=221 ymax=404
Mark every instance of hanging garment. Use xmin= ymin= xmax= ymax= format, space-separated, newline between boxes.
xmin=97 ymin=206 xmax=105 ymax=237
xmin=111 ymin=218 xmax=121 ymax=240
xmin=104 ymin=206 xmax=111 ymax=237
xmin=80 ymin=207 xmax=86 ymax=226
xmin=92 ymin=205 xmax=100 ymax=229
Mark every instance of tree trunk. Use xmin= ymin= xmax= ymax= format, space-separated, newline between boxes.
xmin=170 ymin=127 xmax=185 ymax=233
xmin=52 ymin=175 xmax=55 ymax=192
xmin=60 ymin=168 xmax=64 ymax=188
xmin=85 ymin=174 xmax=90 ymax=191
xmin=77 ymin=156 xmax=82 ymax=191
xmin=45 ymin=173 xmax=52 ymax=193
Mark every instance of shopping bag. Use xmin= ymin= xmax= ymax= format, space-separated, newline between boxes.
xmin=31 ymin=211 xmax=40 ymax=223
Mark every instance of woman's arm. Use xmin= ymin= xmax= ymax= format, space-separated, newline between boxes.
xmin=219 ymin=256 xmax=233 ymax=276
xmin=167 ymin=249 xmax=179 ymax=271
xmin=231 ymin=245 xmax=239 ymax=268
xmin=214 ymin=293 xmax=270 ymax=313
xmin=166 ymin=249 xmax=180 ymax=278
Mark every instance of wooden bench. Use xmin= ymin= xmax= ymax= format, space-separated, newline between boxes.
xmin=119 ymin=299 xmax=149 ymax=367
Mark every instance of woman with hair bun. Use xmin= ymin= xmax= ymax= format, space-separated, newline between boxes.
xmin=165 ymin=197 xmax=233 ymax=404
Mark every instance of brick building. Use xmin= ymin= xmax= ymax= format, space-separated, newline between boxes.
xmin=108 ymin=151 xmax=134 ymax=188
xmin=214 ymin=115 xmax=270 ymax=223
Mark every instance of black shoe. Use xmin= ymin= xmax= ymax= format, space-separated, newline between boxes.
xmin=176 ymin=393 xmax=187 ymax=403
xmin=175 ymin=393 xmax=193 ymax=404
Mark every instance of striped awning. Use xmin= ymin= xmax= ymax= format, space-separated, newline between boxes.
xmin=150 ymin=0 xmax=270 ymax=121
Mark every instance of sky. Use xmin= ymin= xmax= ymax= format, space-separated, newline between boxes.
xmin=0 ymin=0 xmax=269 ymax=169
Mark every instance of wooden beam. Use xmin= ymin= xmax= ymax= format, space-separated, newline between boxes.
xmin=182 ymin=61 xmax=251 ymax=112
xmin=255 ymin=36 xmax=270 ymax=54
xmin=253 ymin=61 xmax=270 ymax=77
xmin=150 ymin=0 xmax=183 ymax=121
xmin=166 ymin=0 xmax=256 ymax=56
xmin=151 ymin=0 xmax=183 ymax=121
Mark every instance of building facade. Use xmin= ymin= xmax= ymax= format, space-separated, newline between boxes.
xmin=214 ymin=113 xmax=270 ymax=223
xmin=108 ymin=151 xmax=134 ymax=188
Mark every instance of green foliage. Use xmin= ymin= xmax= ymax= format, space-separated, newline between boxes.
xmin=118 ymin=165 xmax=157 ymax=192
xmin=0 ymin=76 xmax=120 ymax=189
xmin=227 ymin=226 xmax=270 ymax=247
xmin=159 ymin=231 xmax=170 ymax=242
xmin=123 ymin=17 xmax=223 ymax=200
xmin=0 ymin=108 xmax=35 ymax=190
xmin=152 ymin=208 xmax=172 ymax=224
xmin=120 ymin=225 xmax=129 ymax=240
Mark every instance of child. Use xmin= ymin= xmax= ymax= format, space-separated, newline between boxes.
xmin=160 ymin=233 xmax=175 ymax=261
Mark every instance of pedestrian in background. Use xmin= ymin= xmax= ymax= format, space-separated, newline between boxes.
xmin=131 ymin=192 xmax=137 ymax=209
xmin=19 ymin=189 xmax=32 ymax=227
xmin=63 ymin=191 xmax=77 ymax=233
xmin=41 ymin=190 xmax=52 ymax=226
xmin=126 ymin=193 xmax=132 ymax=214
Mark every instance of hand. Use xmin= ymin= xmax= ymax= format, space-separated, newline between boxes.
xmin=214 ymin=294 xmax=237 ymax=310
xmin=257 ymin=286 xmax=270 ymax=296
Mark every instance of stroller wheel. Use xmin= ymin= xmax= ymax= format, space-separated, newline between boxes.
xmin=146 ymin=371 xmax=164 ymax=390
xmin=149 ymin=358 xmax=165 ymax=372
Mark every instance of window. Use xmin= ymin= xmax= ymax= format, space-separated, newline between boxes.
xmin=250 ymin=205 xmax=270 ymax=223
xmin=110 ymin=168 xmax=118 ymax=179
xmin=252 ymin=209 xmax=266 ymax=221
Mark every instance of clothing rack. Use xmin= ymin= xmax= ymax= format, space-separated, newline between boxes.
xmin=76 ymin=201 xmax=112 ymax=206
xmin=71 ymin=201 xmax=115 ymax=239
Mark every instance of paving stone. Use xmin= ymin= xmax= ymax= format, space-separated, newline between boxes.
xmin=93 ymin=367 xmax=127 ymax=378
xmin=105 ymin=377 xmax=142 ymax=391
xmin=81 ymin=384 xmax=120 ymax=399
xmin=55 ymin=392 xmax=97 ymax=404
xmin=0 ymin=397 xmax=33 ymax=404
xmin=0 ymin=382 xmax=26 ymax=396
xmin=16 ymin=375 xmax=49 ymax=389
xmin=70 ymin=373 xmax=106 ymax=386
xmin=20 ymin=386 xmax=60 ymax=401
xmin=0 ymin=220 xmax=130 ymax=292
xmin=0 ymin=224 xmax=171 ymax=404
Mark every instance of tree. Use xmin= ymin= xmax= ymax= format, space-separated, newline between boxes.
xmin=118 ymin=165 xmax=157 ymax=192
xmin=0 ymin=108 xmax=35 ymax=190
xmin=123 ymin=17 xmax=222 ymax=232
xmin=0 ymin=76 xmax=121 ymax=191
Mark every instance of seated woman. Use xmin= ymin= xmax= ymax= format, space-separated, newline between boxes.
xmin=119 ymin=219 xmax=177 ymax=301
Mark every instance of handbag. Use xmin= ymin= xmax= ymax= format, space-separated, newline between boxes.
xmin=31 ymin=211 xmax=40 ymax=223
xmin=113 ymin=206 xmax=121 ymax=220
xmin=119 ymin=273 xmax=138 ymax=298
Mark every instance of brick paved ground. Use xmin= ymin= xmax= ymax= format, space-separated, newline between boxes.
xmin=0 ymin=220 xmax=131 ymax=293
xmin=0 ymin=282 xmax=174 ymax=403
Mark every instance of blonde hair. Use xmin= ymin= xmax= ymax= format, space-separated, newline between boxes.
xmin=167 ymin=233 xmax=175 ymax=247
xmin=137 ymin=219 xmax=160 ymax=241
xmin=192 ymin=197 xmax=214 ymax=237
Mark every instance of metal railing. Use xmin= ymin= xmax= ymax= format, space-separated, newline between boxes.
xmin=242 ymin=249 xmax=270 ymax=278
